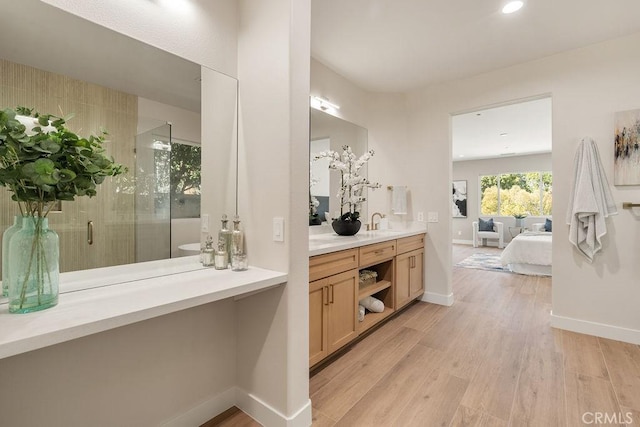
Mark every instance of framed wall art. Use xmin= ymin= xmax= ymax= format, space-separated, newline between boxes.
xmin=452 ymin=180 xmax=467 ymax=218
xmin=614 ymin=108 xmax=640 ymax=185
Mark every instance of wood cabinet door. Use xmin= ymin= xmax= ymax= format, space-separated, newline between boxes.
xmin=410 ymin=249 xmax=425 ymax=298
xmin=327 ymin=269 xmax=358 ymax=354
xmin=309 ymin=278 xmax=328 ymax=366
xmin=395 ymin=252 xmax=412 ymax=309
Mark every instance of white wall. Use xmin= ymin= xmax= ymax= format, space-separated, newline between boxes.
xmin=452 ymin=153 xmax=552 ymax=243
xmin=406 ymin=32 xmax=640 ymax=343
xmin=235 ymin=0 xmax=312 ymax=425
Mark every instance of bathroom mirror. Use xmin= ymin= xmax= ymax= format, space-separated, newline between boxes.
xmin=310 ymin=108 xmax=368 ymax=224
xmin=0 ymin=0 xmax=238 ymax=287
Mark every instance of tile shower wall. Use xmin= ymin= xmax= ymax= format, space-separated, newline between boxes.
xmin=0 ymin=59 xmax=137 ymax=274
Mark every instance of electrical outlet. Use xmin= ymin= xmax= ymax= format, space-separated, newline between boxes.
xmin=458 ymin=230 xmax=462 ymax=236
xmin=427 ymin=212 xmax=439 ymax=223
xmin=417 ymin=212 xmax=424 ymax=222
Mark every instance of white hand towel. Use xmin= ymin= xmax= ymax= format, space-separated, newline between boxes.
xmin=565 ymin=138 xmax=618 ymax=262
xmin=392 ymin=186 xmax=407 ymax=215
xmin=360 ymin=296 xmax=384 ymax=313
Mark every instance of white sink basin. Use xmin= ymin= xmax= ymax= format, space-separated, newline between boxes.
xmin=309 ymin=229 xmax=404 ymax=242
xmin=309 ymin=233 xmax=347 ymax=241
xmin=358 ymin=230 xmax=406 ymax=240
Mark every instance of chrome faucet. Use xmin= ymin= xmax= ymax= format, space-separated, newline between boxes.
xmin=367 ymin=212 xmax=384 ymax=231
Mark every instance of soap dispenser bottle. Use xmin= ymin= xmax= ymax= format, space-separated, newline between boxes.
xmin=231 ymin=215 xmax=247 ymax=271
xmin=218 ymin=214 xmax=232 ymax=264
xmin=214 ymin=237 xmax=229 ymax=270
xmin=202 ymin=235 xmax=215 ymax=267
xmin=231 ymin=215 xmax=244 ymax=256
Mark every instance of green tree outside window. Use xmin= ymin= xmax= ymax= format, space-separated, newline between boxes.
xmin=480 ymin=171 xmax=552 ymax=217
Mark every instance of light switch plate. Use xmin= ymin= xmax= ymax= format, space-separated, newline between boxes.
xmin=427 ymin=212 xmax=438 ymax=223
xmin=273 ymin=217 xmax=284 ymax=242
xmin=201 ymin=214 xmax=210 ymax=232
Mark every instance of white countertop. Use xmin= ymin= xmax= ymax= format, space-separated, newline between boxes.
xmin=309 ymin=225 xmax=427 ymax=256
xmin=0 ymin=258 xmax=287 ymax=360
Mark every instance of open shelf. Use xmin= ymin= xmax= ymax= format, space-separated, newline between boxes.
xmin=359 ymin=306 xmax=394 ymax=332
xmin=359 ymin=279 xmax=391 ymax=299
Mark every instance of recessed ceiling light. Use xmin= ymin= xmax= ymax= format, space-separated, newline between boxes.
xmin=502 ymin=1 xmax=523 ymax=14
xmin=459 ymin=154 xmax=465 ymax=158
xmin=500 ymin=132 xmax=509 ymax=137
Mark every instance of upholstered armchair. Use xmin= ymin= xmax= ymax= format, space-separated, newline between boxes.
xmin=472 ymin=220 xmax=504 ymax=248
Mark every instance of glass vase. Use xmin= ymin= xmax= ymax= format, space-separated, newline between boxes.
xmin=8 ymin=216 xmax=59 ymax=313
xmin=2 ymin=215 xmax=25 ymax=297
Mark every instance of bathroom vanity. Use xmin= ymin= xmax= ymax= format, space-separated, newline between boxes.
xmin=308 ymin=228 xmax=426 ymax=367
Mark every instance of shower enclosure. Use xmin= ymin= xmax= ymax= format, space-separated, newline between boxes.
xmin=135 ymin=123 xmax=202 ymax=263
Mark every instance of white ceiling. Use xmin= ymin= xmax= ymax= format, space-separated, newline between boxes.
xmin=311 ymin=0 xmax=640 ymax=93
xmin=452 ymin=97 xmax=552 ymax=161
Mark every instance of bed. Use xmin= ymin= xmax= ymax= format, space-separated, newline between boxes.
xmin=500 ymin=227 xmax=552 ymax=276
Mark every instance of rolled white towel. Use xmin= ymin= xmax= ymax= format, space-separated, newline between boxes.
xmin=360 ymin=296 xmax=384 ymax=313
xmin=358 ymin=305 xmax=365 ymax=322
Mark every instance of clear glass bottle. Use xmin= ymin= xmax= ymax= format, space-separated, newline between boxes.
xmin=231 ymin=253 xmax=248 ymax=271
xmin=231 ymin=215 xmax=244 ymax=257
xmin=214 ymin=237 xmax=229 ymax=270
xmin=218 ymin=214 xmax=232 ymax=264
xmin=2 ymin=215 xmax=25 ymax=297
xmin=202 ymin=235 xmax=215 ymax=267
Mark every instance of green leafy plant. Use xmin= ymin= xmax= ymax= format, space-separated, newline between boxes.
xmin=0 ymin=106 xmax=125 ymax=215
xmin=0 ymin=106 xmax=125 ymax=312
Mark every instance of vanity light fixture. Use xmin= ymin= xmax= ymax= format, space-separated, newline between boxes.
xmin=310 ymin=96 xmax=340 ymax=112
xmin=502 ymin=1 xmax=524 ymax=14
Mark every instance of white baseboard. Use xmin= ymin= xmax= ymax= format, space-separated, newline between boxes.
xmin=452 ymin=239 xmax=473 ymax=245
xmin=162 ymin=387 xmax=312 ymax=427
xmin=421 ymin=291 xmax=454 ymax=306
xmin=551 ymin=312 xmax=640 ymax=345
xmin=161 ymin=387 xmax=236 ymax=427
xmin=236 ymin=387 xmax=312 ymax=427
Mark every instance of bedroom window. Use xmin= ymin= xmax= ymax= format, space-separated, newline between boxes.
xmin=480 ymin=172 xmax=552 ymax=216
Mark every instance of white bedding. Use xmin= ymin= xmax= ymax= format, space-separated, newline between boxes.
xmin=500 ymin=232 xmax=552 ymax=273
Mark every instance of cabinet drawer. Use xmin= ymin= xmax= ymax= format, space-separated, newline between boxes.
xmin=309 ymin=249 xmax=359 ymax=282
xmin=397 ymin=234 xmax=425 ymax=254
xmin=359 ymin=241 xmax=396 ymax=267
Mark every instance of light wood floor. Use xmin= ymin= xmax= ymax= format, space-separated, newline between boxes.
xmin=209 ymin=244 xmax=640 ymax=426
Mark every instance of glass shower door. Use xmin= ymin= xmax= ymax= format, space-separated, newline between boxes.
xmin=135 ymin=124 xmax=172 ymax=262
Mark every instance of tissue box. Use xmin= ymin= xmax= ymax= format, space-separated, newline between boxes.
xmin=359 ymin=270 xmax=378 ymax=287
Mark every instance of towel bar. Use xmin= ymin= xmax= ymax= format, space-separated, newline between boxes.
xmin=622 ymin=202 xmax=640 ymax=209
